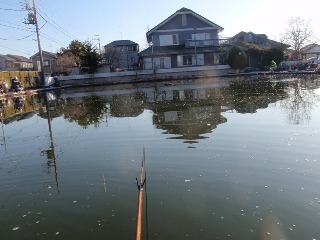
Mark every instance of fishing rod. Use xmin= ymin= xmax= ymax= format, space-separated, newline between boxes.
xmin=135 ymin=147 xmax=146 ymax=240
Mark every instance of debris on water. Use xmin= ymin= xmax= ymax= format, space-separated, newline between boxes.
xmin=22 ymin=214 xmax=26 ymax=217
xmin=185 ymin=179 xmax=191 ymax=182
xmin=12 ymin=227 xmax=19 ymax=231
xmin=220 ymin=216 xmax=224 ymax=220
xmin=36 ymin=221 xmax=40 ymax=224
xmin=73 ymin=200 xmax=77 ymax=203
xmin=265 ymin=232 xmax=270 ymax=235
xmin=55 ymin=232 xmax=60 ymax=235
xmin=250 ymin=229 xmax=253 ymax=233
xmin=47 ymin=186 xmax=52 ymax=189
xmin=265 ymin=186 xmax=268 ymax=188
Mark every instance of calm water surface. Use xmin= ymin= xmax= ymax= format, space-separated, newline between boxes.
xmin=1 ymin=75 xmax=320 ymax=240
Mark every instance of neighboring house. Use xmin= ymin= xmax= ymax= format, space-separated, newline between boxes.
xmin=300 ymin=44 xmax=320 ymax=60
xmin=30 ymin=51 xmax=57 ymax=75
xmin=0 ymin=54 xmax=33 ymax=71
xmin=139 ymin=8 xmax=227 ymax=70
xmin=104 ymin=40 xmax=139 ymax=71
xmin=227 ymin=31 xmax=289 ymax=68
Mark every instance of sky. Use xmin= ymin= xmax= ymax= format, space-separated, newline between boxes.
xmin=1 ymin=0 xmax=319 ymax=58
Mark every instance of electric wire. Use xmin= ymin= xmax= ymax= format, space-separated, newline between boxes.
xmin=37 ymin=0 xmax=87 ymax=38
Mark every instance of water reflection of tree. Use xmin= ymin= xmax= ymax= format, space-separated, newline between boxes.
xmin=230 ymin=79 xmax=287 ymax=113
xmin=280 ymin=80 xmax=320 ymax=125
xmin=63 ymin=95 xmax=108 ymax=128
xmin=110 ymin=92 xmax=145 ymax=117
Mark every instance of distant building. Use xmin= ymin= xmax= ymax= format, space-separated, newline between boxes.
xmin=300 ymin=44 xmax=320 ymax=60
xmin=0 ymin=54 xmax=33 ymax=71
xmin=139 ymin=8 xmax=227 ymax=70
xmin=227 ymin=31 xmax=289 ymax=68
xmin=104 ymin=40 xmax=139 ymax=71
xmin=30 ymin=51 xmax=57 ymax=75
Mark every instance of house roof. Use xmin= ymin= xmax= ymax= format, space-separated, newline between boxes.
xmin=301 ymin=43 xmax=320 ymax=52
xmin=0 ymin=54 xmax=16 ymax=61
xmin=139 ymin=45 xmax=224 ymax=57
xmin=105 ymin=40 xmax=138 ymax=47
xmin=7 ymin=54 xmax=32 ymax=62
xmin=30 ymin=50 xmax=56 ymax=59
xmin=0 ymin=54 xmax=33 ymax=62
xmin=146 ymin=7 xmax=224 ymax=37
xmin=229 ymin=31 xmax=290 ymax=49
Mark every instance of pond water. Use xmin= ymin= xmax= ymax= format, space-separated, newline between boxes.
xmin=1 ymin=75 xmax=320 ymax=240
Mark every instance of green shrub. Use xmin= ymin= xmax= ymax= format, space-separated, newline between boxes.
xmin=227 ymin=46 xmax=247 ymax=69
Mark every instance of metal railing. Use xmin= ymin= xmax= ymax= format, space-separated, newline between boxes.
xmin=185 ymin=38 xmax=230 ymax=48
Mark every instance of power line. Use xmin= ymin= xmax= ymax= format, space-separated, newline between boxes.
xmin=36 ymin=10 xmax=77 ymax=40
xmin=0 ymin=7 xmax=25 ymax=11
xmin=0 ymin=23 xmax=34 ymax=32
xmin=0 ymin=44 xmax=31 ymax=55
xmin=37 ymin=0 xmax=87 ymax=38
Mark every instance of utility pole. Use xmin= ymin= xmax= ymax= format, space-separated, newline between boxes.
xmin=32 ymin=0 xmax=46 ymax=86
xmin=24 ymin=0 xmax=45 ymax=86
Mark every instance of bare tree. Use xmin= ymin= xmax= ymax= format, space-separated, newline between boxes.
xmin=55 ymin=53 xmax=77 ymax=75
xmin=103 ymin=46 xmax=124 ymax=71
xmin=281 ymin=16 xmax=314 ymax=59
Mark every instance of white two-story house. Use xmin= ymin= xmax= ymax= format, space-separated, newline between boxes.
xmin=139 ymin=8 xmax=226 ymax=70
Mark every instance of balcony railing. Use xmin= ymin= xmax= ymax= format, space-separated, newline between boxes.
xmin=185 ymin=38 xmax=230 ymax=48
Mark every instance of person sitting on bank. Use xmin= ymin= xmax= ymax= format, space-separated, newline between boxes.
xmin=270 ymin=60 xmax=277 ymax=72
xmin=11 ymin=77 xmax=23 ymax=92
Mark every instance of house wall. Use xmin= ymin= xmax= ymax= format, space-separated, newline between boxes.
xmin=302 ymin=45 xmax=320 ymax=60
xmin=113 ymin=45 xmax=139 ymax=70
xmin=150 ymin=13 xmax=219 ymax=47
xmin=32 ymin=53 xmax=56 ymax=75
xmin=0 ymin=58 xmax=6 ymax=70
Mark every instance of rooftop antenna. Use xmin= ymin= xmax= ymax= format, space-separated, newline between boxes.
xmin=119 ymin=24 xmax=123 ymax=40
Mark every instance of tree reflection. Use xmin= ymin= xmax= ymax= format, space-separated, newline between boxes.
xmin=280 ymin=79 xmax=320 ymax=125
xmin=230 ymin=79 xmax=286 ymax=113
xmin=63 ymin=95 xmax=108 ymax=128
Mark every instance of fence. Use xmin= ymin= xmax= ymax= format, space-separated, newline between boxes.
xmin=0 ymin=71 xmax=38 ymax=89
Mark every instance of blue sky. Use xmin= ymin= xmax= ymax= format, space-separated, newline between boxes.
xmin=1 ymin=0 xmax=319 ymax=57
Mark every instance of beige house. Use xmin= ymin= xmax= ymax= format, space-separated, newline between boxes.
xmin=0 ymin=54 xmax=33 ymax=71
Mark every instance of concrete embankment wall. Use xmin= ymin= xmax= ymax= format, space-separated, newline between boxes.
xmin=57 ymin=65 xmax=231 ymax=86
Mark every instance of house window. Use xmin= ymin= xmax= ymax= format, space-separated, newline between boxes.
xmin=182 ymin=14 xmax=187 ymax=26
xmin=183 ymin=55 xmax=193 ymax=65
xmin=128 ymin=46 xmax=136 ymax=51
xmin=43 ymin=60 xmax=50 ymax=66
xmin=172 ymin=34 xmax=178 ymax=45
xmin=160 ymin=58 xmax=165 ymax=69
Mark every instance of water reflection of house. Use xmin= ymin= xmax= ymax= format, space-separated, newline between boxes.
xmin=146 ymin=87 xmax=232 ymax=143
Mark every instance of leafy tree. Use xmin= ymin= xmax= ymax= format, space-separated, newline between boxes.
xmin=281 ymin=16 xmax=314 ymax=59
xmin=59 ymin=40 xmax=100 ymax=74
xmin=227 ymin=46 xmax=247 ymax=69
xmin=81 ymin=41 xmax=100 ymax=73
xmin=262 ymin=47 xmax=284 ymax=66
